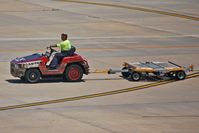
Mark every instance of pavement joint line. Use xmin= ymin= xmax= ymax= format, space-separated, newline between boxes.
xmin=0 ymin=9 xmax=58 ymax=13
xmin=142 ymin=115 xmax=199 ymax=118
xmin=0 ymin=72 xmax=199 ymax=111
xmin=0 ymin=35 xmax=198 ymax=41
xmin=61 ymin=0 xmax=199 ymax=21
xmin=1 ymin=45 xmax=199 ymax=53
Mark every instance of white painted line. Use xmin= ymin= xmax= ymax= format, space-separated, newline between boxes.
xmin=0 ymin=35 xmax=198 ymax=41
xmin=0 ymin=37 xmax=59 ymax=41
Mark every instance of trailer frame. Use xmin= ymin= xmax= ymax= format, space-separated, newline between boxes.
xmin=108 ymin=61 xmax=192 ymax=81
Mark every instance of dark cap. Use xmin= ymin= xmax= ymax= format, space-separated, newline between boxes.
xmin=61 ymin=33 xmax=67 ymax=37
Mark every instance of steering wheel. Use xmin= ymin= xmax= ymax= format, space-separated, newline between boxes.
xmin=47 ymin=46 xmax=57 ymax=53
xmin=45 ymin=46 xmax=57 ymax=58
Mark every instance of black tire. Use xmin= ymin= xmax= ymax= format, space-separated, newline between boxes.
xmin=121 ymin=67 xmax=130 ymax=78
xmin=175 ymin=71 xmax=186 ymax=80
xmin=131 ymin=72 xmax=141 ymax=81
xmin=24 ymin=69 xmax=41 ymax=83
xmin=64 ymin=64 xmax=83 ymax=82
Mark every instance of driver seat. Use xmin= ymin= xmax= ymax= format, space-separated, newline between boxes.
xmin=67 ymin=46 xmax=76 ymax=56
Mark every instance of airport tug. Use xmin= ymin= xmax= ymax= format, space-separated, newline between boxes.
xmin=10 ymin=47 xmax=89 ymax=83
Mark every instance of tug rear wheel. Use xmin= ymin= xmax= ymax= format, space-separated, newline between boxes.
xmin=64 ymin=64 xmax=83 ymax=82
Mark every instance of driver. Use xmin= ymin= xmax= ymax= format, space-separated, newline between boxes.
xmin=48 ymin=33 xmax=73 ymax=69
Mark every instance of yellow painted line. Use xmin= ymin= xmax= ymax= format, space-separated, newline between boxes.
xmin=0 ymin=72 xmax=199 ymax=111
xmin=61 ymin=0 xmax=199 ymax=21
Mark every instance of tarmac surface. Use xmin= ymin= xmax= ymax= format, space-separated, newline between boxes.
xmin=0 ymin=0 xmax=199 ymax=132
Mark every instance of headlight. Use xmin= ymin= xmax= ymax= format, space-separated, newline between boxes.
xmin=14 ymin=64 xmax=19 ymax=69
xmin=19 ymin=63 xmax=27 ymax=68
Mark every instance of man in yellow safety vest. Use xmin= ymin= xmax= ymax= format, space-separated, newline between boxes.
xmin=48 ymin=33 xmax=75 ymax=69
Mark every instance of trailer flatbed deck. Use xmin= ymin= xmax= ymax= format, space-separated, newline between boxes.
xmin=108 ymin=61 xmax=192 ymax=81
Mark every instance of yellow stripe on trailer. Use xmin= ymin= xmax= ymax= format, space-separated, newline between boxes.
xmin=134 ymin=68 xmax=155 ymax=73
xmin=166 ymin=67 xmax=184 ymax=72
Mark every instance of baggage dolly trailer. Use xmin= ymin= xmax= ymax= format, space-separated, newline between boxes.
xmin=108 ymin=61 xmax=193 ymax=81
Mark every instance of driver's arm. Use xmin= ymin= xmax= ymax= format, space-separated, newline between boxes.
xmin=49 ymin=44 xmax=57 ymax=48
xmin=47 ymin=44 xmax=57 ymax=49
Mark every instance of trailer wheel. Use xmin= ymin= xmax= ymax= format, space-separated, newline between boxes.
xmin=64 ymin=64 xmax=83 ymax=82
xmin=175 ymin=71 xmax=186 ymax=80
xmin=121 ymin=67 xmax=130 ymax=78
xmin=24 ymin=69 xmax=41 ymax=83
xmin=131 ymin=72 xmax=141 ymax=81
xmin=167 ymin=72 xmax=175 ymax=79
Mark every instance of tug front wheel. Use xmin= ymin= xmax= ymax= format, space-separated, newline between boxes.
xmin=64 ymin=64 xmax=83 ymax=82
xmin=24 ymin=69 xmax=41 ymax=83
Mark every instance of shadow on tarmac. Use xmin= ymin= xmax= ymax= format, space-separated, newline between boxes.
xmin=6 ymin=76 xmax=162 ymax=84
xmin=6 ymin=78 xmax=72 ymax=84
xmin=6 ymin=78 xmax=123 ymax=84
